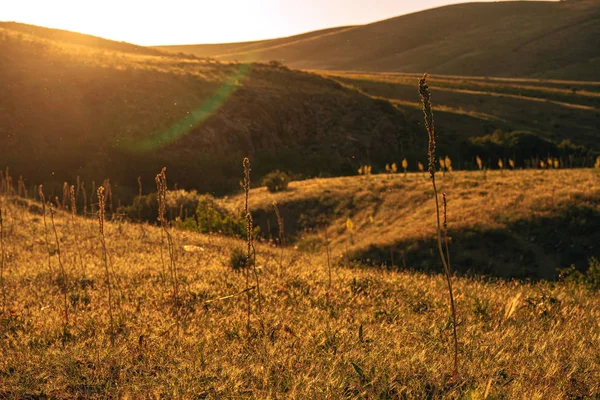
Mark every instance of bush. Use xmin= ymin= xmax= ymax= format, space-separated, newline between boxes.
xmin=229 ymin=247 xmax=251 ymax=270
xmin=195 ymin=194 xmax=248 ymax=237
xmin=262 ymin=170 xmax=290 ymax=192
xmin=559 ymin=257 xmax=600 ymax=291
xmin=119 ymin=189 xmax=200 ymax=222
xmin=119 ymin=191 xmax=256 ymax=238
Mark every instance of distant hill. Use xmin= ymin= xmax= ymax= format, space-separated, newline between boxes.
xmin=159 ymin=0 xmax=600 ymax=80
xmin=0 ymin=22 xmax=417 ymax=199
xmin=321 ymin=71 xmax=600 ymax=160
xmin=0 ymin=21 xmax=168 ymax=57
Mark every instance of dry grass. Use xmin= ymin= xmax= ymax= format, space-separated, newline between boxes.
xmin=224 ymin=168 xmax=600 ymax=280
xmin=0 ymin=169 xmax=599 ymax=398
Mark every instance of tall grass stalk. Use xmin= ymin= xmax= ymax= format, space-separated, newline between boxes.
xmin=70 ymin=186 xmax=86 ymax=278
xmin=62 ymin=182 xmax=68 ymax=210
xmin=137 ymin=176 xmax=142 ymax=222
xmin=155 ymin=170 xmax=168 ymax=285
xmin=325 ymin=224 xmax=332 ymax=307
xmin=419 ymin=73 xmax=459 ymax=375
xmin=103 ymin=179 xmax=114 ymax=216
xmin=273 ymin=201 xmax=285 ymax=277
xmin=243 ymin=158 xmax=251 ymax=331
xmin=38 ymin=186 xmax=54 ymax=280
xmin=243 ymin=158 xmax=262 ymax=332
xmin=17 ymin=175 xmax=26 ymax=198
xmin=80 ymin=182 xmax=87 ymax=219
xmin=155 ymin=168 xmax=180 ymax=312
xmin=49 ymin=203 xmax=69 ymax=342
xmin=0 ymin=201 xmax=5 ymax=316
xmin=76 ymin=176 xmax=81 ymax=210
xmin=97 ymin=186 xmax=115 ymax=344
xmin=90 ymin=181 xmax=96 ymax=216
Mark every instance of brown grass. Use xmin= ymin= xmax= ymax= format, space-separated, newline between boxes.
xmin=0 ymin=181 xmax=598 ymax=397
xmin=223 ymin=168 xmax=599 ymax=281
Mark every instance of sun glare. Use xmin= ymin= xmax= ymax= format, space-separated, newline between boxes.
xmin=0 ymin=0 xmax=547 ymax=45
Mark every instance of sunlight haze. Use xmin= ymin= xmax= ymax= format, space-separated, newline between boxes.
xmin=2 ymin=0 xmax=555 ymax=45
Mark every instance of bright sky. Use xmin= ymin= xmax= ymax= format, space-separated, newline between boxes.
xmin=3 ymin=0 xmax=553 ymax=46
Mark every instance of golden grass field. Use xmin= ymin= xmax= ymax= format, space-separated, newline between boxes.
xmin=1 ymin=12 xmax=600 ymax=399
xmin=1 ymin=168 xmax=599 ymax=398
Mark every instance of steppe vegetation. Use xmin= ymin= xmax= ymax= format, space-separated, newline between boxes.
xmin=1 ymin=2 xmax=600 ymax=397
xmin=0 ymin=162 xmax=599 ymax=398
xmin=1 ymin=82 xmax=599 ymax=395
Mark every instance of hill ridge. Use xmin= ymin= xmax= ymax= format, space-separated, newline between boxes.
xmin=0 ymin=21 xmax=170 ymax=57
xmin=158 ymin=0 xmax=600 ymax=80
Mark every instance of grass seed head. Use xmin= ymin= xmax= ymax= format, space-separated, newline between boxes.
xmin=418 ymin=73 xmax=436 ymax=179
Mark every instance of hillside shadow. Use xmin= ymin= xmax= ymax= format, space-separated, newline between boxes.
xmin=345 ymin=199 xmax=600 ymax=281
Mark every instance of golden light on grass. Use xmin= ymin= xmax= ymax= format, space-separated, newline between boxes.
xmin=0 ymin=166 xmax=598 ymax=396
xmin=419 ymin=73 xmax=459 ymax=376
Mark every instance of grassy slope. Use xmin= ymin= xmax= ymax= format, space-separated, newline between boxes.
xmin=225 ymin=169 xmax=600 ymax=280
xmin=320 ymin=71 xmax=600 ymax=153
xmin=1 ymin=170 xmax=600 ymax=397
xmin=0 ymin=22 xmax=416 ymax=197
xmin=161 ymin=26 xmax=353 ymax=59
xmin=0 ymin=21 xmax=167 ymax=57
xmin=159 ymin=0 xmax=600 ymax=80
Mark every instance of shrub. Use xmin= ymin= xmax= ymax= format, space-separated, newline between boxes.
xmin=119 ymin=189 xmax=200 ymax=222
xmin=229 ymin=247 xmax=251 ymax=270
xmin=119 ymin=191 xmax=253 ymax=238
xmin=194 ymin=194 xmax=249 ymax=237
xmin=262 ymin=170 xmax=290 ymax=192
xmin=559 ymin=257 xmax=600 ymax=291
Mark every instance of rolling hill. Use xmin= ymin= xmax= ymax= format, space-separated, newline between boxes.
xmin=1 ymin=18 xmax=597 ymax=207
xmin=159 ymin=0 xmax=600 ymax=80
xmin=320 ymin=71 xmax=600 ymax=160
xmin=0 ymin=22 xmax=418 ymax=198
xmin=224 ymin=169 xmax=600 ymax=280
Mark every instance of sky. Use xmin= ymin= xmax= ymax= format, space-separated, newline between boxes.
xmin=3 ymin=0 xmax=553 ymax=46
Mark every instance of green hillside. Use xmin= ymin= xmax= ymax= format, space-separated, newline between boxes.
xmin=0 ymin=22 xmax=416 ymax=198
xmin=160 ymin=0 xmax=600 ymax=80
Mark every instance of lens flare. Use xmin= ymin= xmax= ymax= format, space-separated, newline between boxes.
xmin=123 ymin=62 xmax=252 ymax=153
